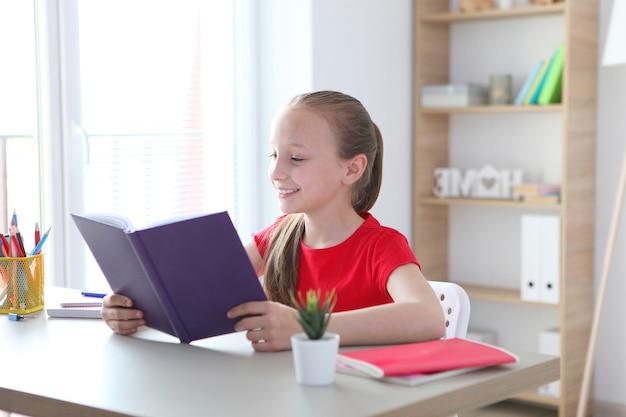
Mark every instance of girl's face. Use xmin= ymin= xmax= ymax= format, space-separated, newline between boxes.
xmin=268 ymin=108 xmax=353 ymax=216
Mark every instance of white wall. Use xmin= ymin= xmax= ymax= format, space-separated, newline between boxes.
xmin=255 ymin=0 xmax=624 ymax=407
xmin=255 ymin=0 xmax=413 ymax=240
xmin=310 ymin=0 xmax=413 ymax=239
xmin=251 ymin=0 xmax=314 ymax=233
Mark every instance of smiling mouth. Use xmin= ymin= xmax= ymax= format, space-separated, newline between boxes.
xmin=277 ymin=187 xmax=300 ymax=197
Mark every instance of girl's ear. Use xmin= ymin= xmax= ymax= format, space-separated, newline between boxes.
xmin=343 ymin=154 xmax=367 ymax=185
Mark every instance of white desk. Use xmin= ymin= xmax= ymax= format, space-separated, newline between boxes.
xmin=0 ymin=290 xmax=559 ymax=417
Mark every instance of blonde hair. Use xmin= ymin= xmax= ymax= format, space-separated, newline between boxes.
xmin=263 ymin=91 xmax=384 ymax=304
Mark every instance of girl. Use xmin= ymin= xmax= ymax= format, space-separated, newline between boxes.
xmin=102 ymin=91 xmax=445 ymax=351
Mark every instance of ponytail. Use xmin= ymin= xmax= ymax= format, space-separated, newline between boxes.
xmin=263 ymin=214 xmax=305 ymax=304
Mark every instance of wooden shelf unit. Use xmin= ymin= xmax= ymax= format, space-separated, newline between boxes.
xmin=421 ymin=197 xmax=562 ymax=211
xmin=421 ymin=3 xmax=565 ymax=23
xmin=411 ymin=2 xmax=597 ymax=417
xmin=420 ymin=104 xmax=562 ymax=114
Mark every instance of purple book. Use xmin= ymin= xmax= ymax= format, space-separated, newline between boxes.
xmin=71 ymin=211 xmax=267 ymax=343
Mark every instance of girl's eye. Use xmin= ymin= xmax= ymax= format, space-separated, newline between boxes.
xmin=267 ymin=152 xmax=303 ymax=162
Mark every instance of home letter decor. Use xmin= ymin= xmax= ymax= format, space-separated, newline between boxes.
xmin=433 ymin=165 xmax=522 ymax=199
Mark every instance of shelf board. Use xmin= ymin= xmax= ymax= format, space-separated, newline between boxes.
xmin=421 ymin=4 xmax=565 ymax=23
xmin=515 ymin=391 xmax=561 ymax=407
xmin=457 ymin=283 xmax=560 ymax=307
xmin=420 ymin=197 xmax=562 ymax=211
xmin=460 ymin=284 xmax=520 ymax=304
xmin=420 ymin=104 xmax=562 ymax=114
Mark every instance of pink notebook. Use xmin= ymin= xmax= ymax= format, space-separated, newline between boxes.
xmin=337 ymin=338 xmax=518 ymax=385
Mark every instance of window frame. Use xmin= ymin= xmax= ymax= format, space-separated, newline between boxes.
xmin=35 ymin=0 xmax=261 ymax=289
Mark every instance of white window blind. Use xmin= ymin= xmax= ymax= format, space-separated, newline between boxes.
xmin=78 ymin=1 xmax=228 ymax=222
xmin=0 ymin=0 xmax=260 ymax=289
xmin=0 ymin=1 xmax=40 ymax=238
xmin=64 ymin=1 xmax=241 ymax=289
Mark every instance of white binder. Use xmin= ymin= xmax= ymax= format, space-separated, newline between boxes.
xmin=520 ymin=214 xmax=561 ymax=304
xmin=538 ymin=327 xmax=561 ymax=397
xmin=521 ymin=215 xmax=541 ymax=302
xmin=540 ymin=215 xmax=561 ymax=304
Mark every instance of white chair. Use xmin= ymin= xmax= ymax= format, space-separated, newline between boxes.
xmin=429 ymin=281 xmax=471 ymax=417
xmin=428 ymin=281 xmax=471 ymax=339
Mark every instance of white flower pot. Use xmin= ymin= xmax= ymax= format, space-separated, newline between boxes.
xmin=291 ymin=332 xmax=340 ymax=386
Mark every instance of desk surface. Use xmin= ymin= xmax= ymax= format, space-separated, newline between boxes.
xmin=0 ymin=288 xmax=559 ymax=417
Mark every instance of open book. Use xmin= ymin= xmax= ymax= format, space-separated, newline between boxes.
xmin=71 ymin=211 xmax=267 ymax=343
xmin=337 ymin=338 xmax=519 ymax=386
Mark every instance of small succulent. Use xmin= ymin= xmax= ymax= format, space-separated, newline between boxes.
xmin=290 ymin=288 xmax=337 ymax=340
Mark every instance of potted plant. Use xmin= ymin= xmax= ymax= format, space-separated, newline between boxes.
xmin=290 ymin=288 xmax=340 ymax=386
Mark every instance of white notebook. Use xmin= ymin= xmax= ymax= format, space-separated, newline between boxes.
xmin=46 ymin=289 xmax=103 ymax=319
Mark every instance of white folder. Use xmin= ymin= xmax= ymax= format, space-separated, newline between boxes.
xmin=538 ymin=327 xmax=561 ymax=397
xmin=521 ymin=215 xmax=541 ymax=302
xmin=520 ymin=214 xmax=561 ymax=304
xmin=539 ymin=215 xmax=561 ymax=304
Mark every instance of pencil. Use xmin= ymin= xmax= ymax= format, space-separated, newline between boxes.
xmin=10 ymin=226 xmax=25 ymax=257
xmin=29 ymin=227 xmax=51 ymax=256
xmin=15 ymin=226 xmax=27 ymax=257
xmin=35 ymin=222 xmax=41 ymax=246
xmin=0 ymin=234 xmax=9 ymax=256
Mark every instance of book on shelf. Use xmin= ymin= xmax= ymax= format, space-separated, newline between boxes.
xmin=515 ymin=59 xmax=544 ymax=106
xmin=512 ymin=183 xmax=561 ymax=200
xmin=537 ymin=44 xmax=565 ymax=105
xmin=420 ymin=84 xmax=488 ymax=108
xmin=523 ymin=195 xmax=560 ymax=204
xmin=336 ymin=338 xmax=519 ymax=386
xmin=524 ymin=58 xmax=552 ymax=105
xmin=71 ymin=211 xmax=267 ymax=344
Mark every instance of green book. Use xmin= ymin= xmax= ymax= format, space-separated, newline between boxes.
xmin=523 ymin=58 xmax=551 ymax=105
xmin=537 ymin=44 xmax=565 ymax=105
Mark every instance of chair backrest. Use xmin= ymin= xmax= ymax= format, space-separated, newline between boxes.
xmin=428 ymin=281 xmax=471 ymax=339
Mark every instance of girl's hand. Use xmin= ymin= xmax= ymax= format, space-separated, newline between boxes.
xmin=101 ymin=293 xmax=146 ymax=335
xmin=227 ymin=301 xmax=301 ymax=352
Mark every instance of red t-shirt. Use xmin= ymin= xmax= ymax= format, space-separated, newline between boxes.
xmin=253 ymin=213 xmax=419 ymax=312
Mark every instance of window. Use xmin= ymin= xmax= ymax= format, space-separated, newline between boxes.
xmin=0 ymin=1 xmax=41 ymax=245
xmin=0 ymin=0 xmax=256 ymax=289
xmin=65 ymin=1 xmax=246 ymax=289
xmin=2 ymin=1 xmax=285 ymax=290
xmin=78 ymin=3 xmax=217 ymax=220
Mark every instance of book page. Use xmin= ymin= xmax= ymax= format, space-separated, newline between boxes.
xmin=84 ymin=213 xmax=135 ymax=232
xmin=80 ymin=211 xmax=231 ymax=234
xmin=138 ymin=212 xmax=223 ymax=231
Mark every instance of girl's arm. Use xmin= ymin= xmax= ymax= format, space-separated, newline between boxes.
xmin=243 ymin=238 xmax=264 ymax=277
xmin=228 ymin=263 xmax=446 ymax=352
xmin=326 ymin=263 xmax=446 ymax=346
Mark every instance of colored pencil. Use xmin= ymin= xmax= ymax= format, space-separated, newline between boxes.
xmin=29 ymin=227 xmax=51 ymax=256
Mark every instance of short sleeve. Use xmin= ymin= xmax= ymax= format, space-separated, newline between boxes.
xmin=252 ymin=215 xmax=287 ymax=259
